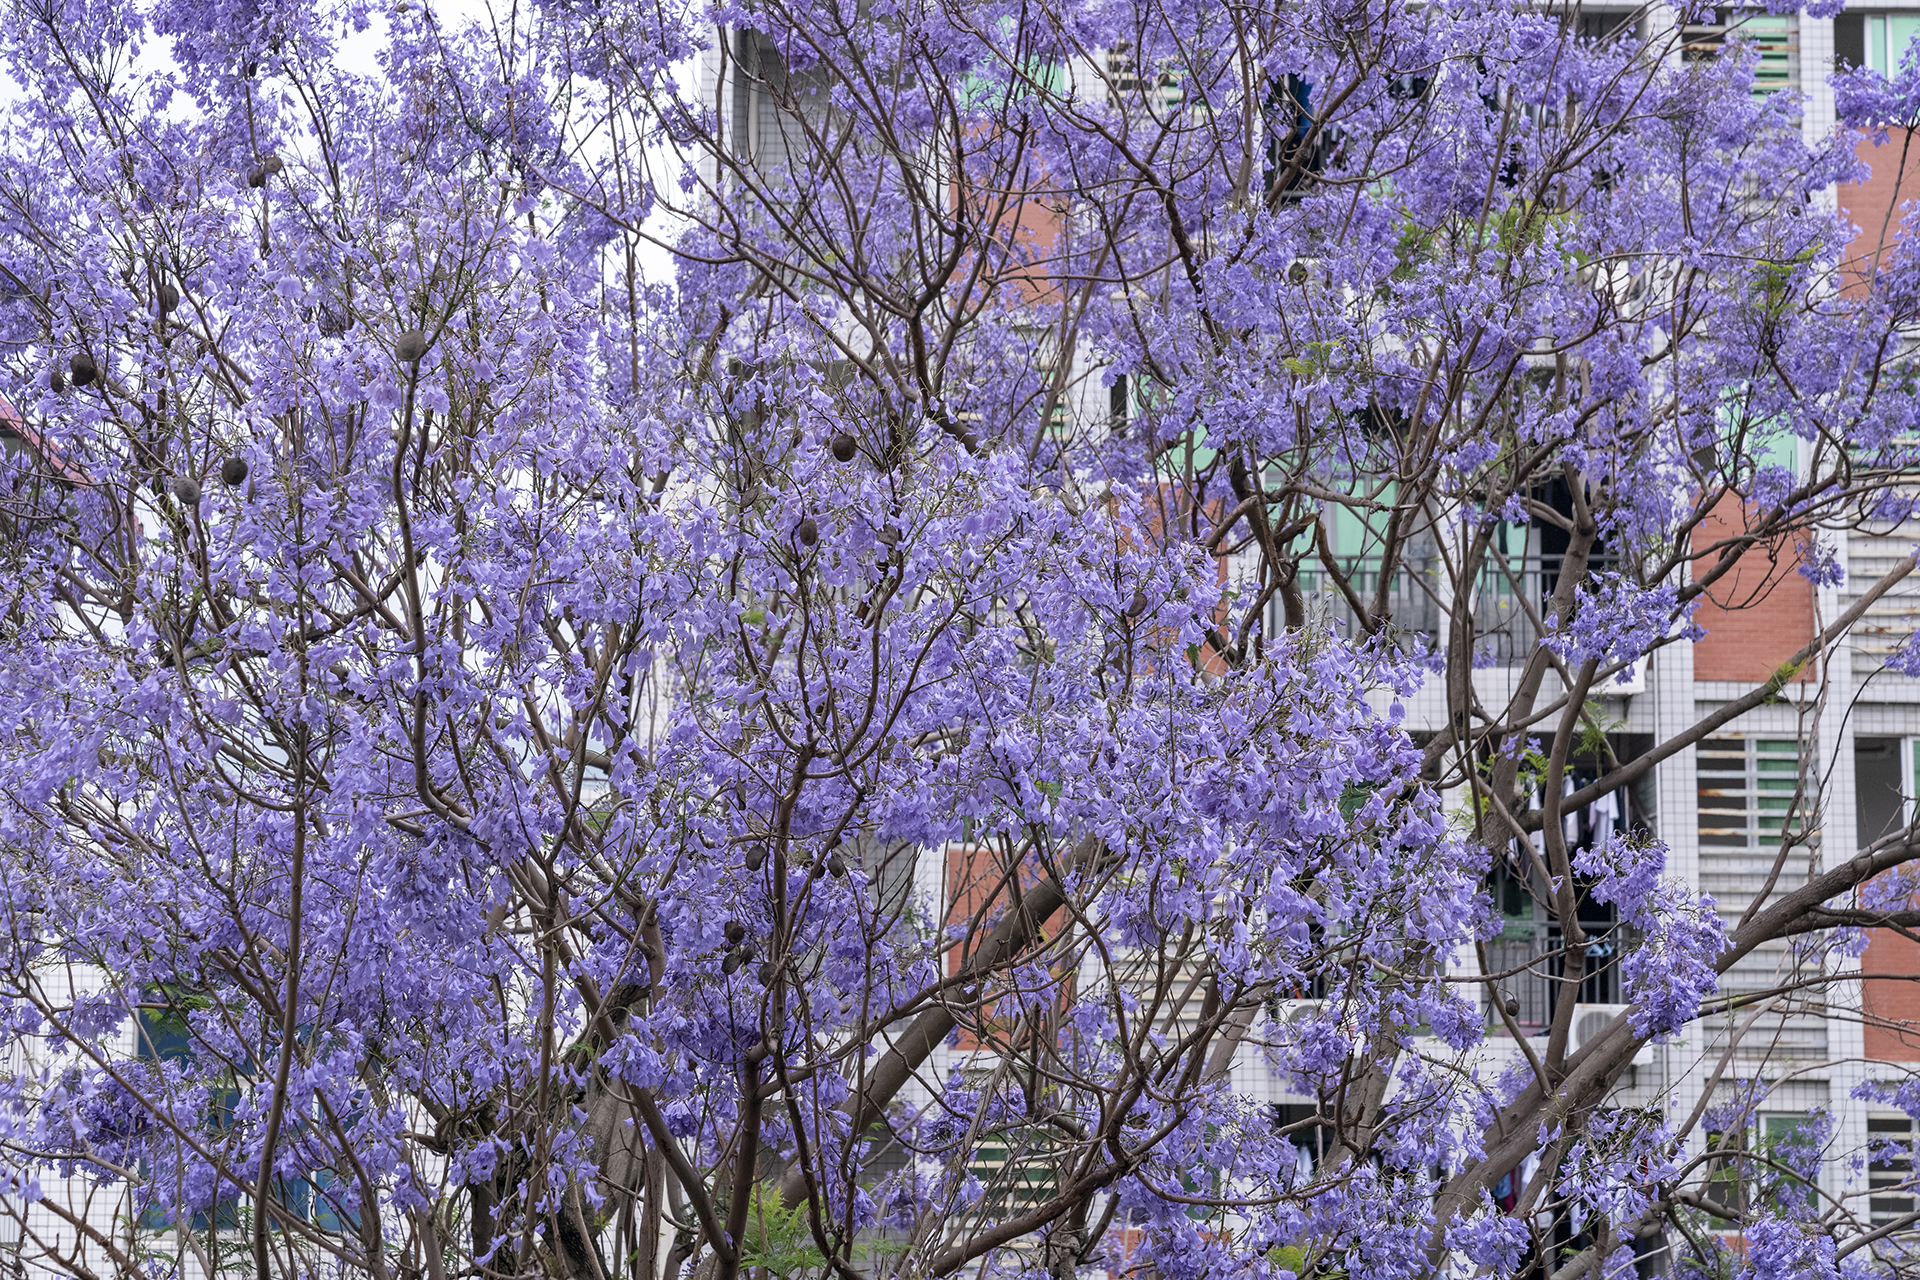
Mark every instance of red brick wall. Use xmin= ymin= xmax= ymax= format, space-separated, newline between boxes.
xmin=1865 ymin=928 xmax=1920 ymax=1061
xmin=1838 ymin=129 xmax=1920 ymax=290
xmin=1834 ymin=134 xmax=1920 ymax=1063
xmin=1690 ymin=493 xmax=1814 ymax=683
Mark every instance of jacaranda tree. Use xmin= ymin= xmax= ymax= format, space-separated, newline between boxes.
xmin=2 ymin=0 xmax=1919 ymax=1276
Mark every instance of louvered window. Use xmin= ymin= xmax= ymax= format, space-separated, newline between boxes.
xmin=1105 ymin=43 xmax=1184 ymax=112
xmin=968 ymin=1130 xmax=1057 ymax=1219
xmin=1681 ymin=11 xmax=1797 ymax=97
xmin=1697 ymin=736 xmax=1815 ymax=851
xmin=1871 ymin=1116 xmax=1916 ymax=1231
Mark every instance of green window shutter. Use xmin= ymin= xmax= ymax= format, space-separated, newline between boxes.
xmin=1697 ymin=736 xmax=1816 ymax=852
xmin=1745 ymin=14 xmax=1797 ymax=96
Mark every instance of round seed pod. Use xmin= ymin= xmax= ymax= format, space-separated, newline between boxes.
xmin=758 ymin=961 xmax=778 ymax=986
xmin=796 ymin=516 xmax=818 ymax=547
xmin=724 ymin=921 xmax=747 ymax=945
xmin=173 ymin=476 xmax=201 ymax=506
xmin=1503 ymin=995 xmax=1521 ymax=1019
xmin=247 ymin=166 xmax=267 ymax=189
xmin=722 ymin=948 xmax=745 ymax=976
xmin=1126 ymin=588 xmax=1148 ymax=617
xmin=262 ymin=155 xmax=284 ymax=176
xmin=69 ymin=353 xmax=97 ymax=386
xmin=395 ymin=329 xmax=428 ymax=363
xmin=156 ymin=283 xmax=179 ymax=315
xmin=826 ymin=852 xmax=847 ymax=878
xmin=48 ymin=367 xmax=65 ymax=393
xmin=744 ymin=843 xmax=766 ymax=872
xmin=830 ymin=432 xmax=857 ymax=463
xmin=220 ymin=456 xmax=248 ymax=487
xmin=1288 ymin=261 xmax=1309 ymax=286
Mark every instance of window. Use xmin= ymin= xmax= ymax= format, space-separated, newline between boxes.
xmin=1870 ymin=1115 xmax=1915 ymax=1231
xmin=1263 ymin=76 xmax=1328 ymax=201
xmin=1574 ymin=11 xmax=1644 ymax=44
xmin=1681 ymin=12 xmax=1798 ymax=97
xmin=1115 ymin=948 xmax=1213 ymax=1049
xmin=1697 ymin=736 xmax=1815 ymax=851
xmin=133 ymin=999 xmax=355 ymax=1235
xmin=1835 ymin=12 xmax=1920 ymax=73
xmin=1014 ymin=326 xmax=1070 ymax=440
xmin=1703 ymin=1128 xmax=1750 ymax=1225
xmin=1105 ymin=43 xmax=1183 ymax=113
xmin=968 ymin=1130 xmax=1056 ymax=1219
xmin=1760 ymin=1115 xmax=1819 ymax=1214
xmin=1703 ymin=1115 xmax=1826 ymax=1225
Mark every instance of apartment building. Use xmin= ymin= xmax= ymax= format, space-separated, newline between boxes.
xmin=694 ymin=4 xmax=1920 ymax=1268
xmin=6 ymin=7 xmax=1920 ymax=1279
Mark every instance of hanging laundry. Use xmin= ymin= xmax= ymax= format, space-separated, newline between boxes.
xmin=1562 ymin=773 xmax=1580 ymax=846
xmin=1591 ymin=788 xmax=1620 ymax=847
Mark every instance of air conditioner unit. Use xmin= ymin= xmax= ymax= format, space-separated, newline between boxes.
xmin=1269 ymin=997 xmax=1326 ymax=1026
xmin=1570 ymin=1003 xmax=1652 ymax=1066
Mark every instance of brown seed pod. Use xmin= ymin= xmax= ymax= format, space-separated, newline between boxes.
xmin=220 ymin=456 xmax=248 ymax=486
xmin=69 ymin=353 xmax=97 ymax=386
xmin=247 ymin=166 xmax=267 ymax=189
xmin=48 ymin=367 xmax=65 ymax=393
xmin=395 ymin=329 xmax=428 ymax=363
xmin=724 ymin=921 xmax=746 ymax=944
xmin=1126 ymin=588 xmax=1148 ymax=617
xmin=744 ymin=843 xmax=766 ymax=872
xmin=1503 ymin=994 xmax=1521 ymax=1019
xmin=796 ymin=516 xmax=818 ymax=547
xmin=172 ymin=476 xmax=201 ymax=506
xmin=758 ymin=961 xmax=777 ymax=985
xmin=826 ymin=852 xmax=847 ymax=878
xmin=262 ymin=155 xmax=284 ymax=176
xmin=1288 ymin=261 xmax=1310 ymax=286
xmin=156 ymin=283 xmax=179 ymax=315
xmin=722 ymin=949 xmax=745 ymax=976
xmin=830 ymin=432 xmax=857 ymax=463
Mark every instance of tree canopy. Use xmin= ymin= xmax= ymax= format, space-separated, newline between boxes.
xmin=1 ymin=0 xmax=1918 ymax=1277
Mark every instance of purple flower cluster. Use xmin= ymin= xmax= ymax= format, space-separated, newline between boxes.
xmin=1575 ymin=837 xmax=1726 ymax=1036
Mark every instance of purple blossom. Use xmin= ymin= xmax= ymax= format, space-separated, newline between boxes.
xmin=1576 ymin=836 xmax=1727 ymax=1035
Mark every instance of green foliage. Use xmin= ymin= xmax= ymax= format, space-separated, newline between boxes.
xmin=1575 ymin=697 xmax=1624 ymax=758
xmin=1267 ymin=1242 xmax=1348 ymax=1280
xmin=1762 ymin=656 xmax=1806 ymax=703
xmin=1751 ymin=246 xmax=1817 ymax=321
xmin=739 ymin=1185 xmax=828 ymax=1279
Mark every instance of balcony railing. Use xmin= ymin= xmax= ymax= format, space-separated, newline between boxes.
xmin=1290 ymin=547 xmax=1608 ymax=663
